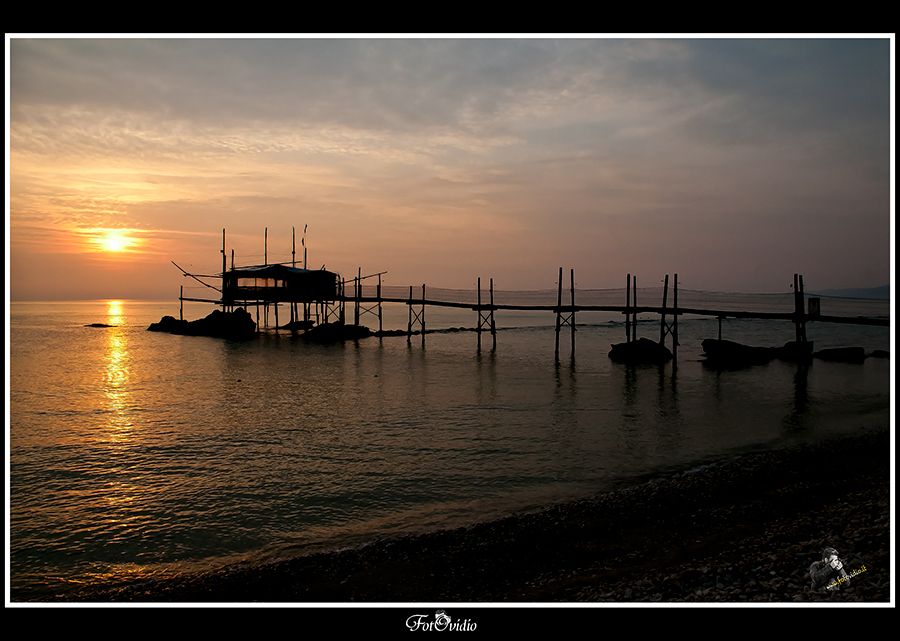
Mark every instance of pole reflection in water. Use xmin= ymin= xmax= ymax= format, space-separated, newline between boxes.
xmin=783 ymin=363 xmax=811 ymax=435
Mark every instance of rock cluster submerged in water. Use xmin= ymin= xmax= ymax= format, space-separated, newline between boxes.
xmin=811 ymin=346 xmax=867 ymax=363
xmin=700 ymin=339 xmax=813 ymax=366
xmin=702 ymin=339 xmax=886 ymax=367
xmin=300 ymin=322 xmax=373 ymax=342
xmin=147 ymin=308 xmax=257 ymax=340
xmin=608 ymin=337 xmax=673 ymax=364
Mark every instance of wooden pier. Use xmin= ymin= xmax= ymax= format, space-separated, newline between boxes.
xmin=177 ymin=228 xmax=889 ymax=360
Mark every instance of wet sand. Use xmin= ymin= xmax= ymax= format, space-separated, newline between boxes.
xmin=42 ymin=428 xmax=890 ymax=604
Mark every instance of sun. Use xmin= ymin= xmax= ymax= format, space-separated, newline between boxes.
xmin=103 ymin=233 xmax=128 ymax=252
xmin=87 ymin=229 xmax=142 ymax=255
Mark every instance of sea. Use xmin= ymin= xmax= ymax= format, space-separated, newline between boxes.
xmin=7 ymin=298 xmax=892 ymax=601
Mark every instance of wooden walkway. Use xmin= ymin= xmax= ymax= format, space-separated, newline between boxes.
xmin=340 ymin=270 xmax=888 ymax=359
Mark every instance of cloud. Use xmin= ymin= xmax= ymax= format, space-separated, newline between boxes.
xmin=8 ymin=36 xmax=891 ymax=296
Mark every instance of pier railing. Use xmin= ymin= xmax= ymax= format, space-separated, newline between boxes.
xmin=348 ymin=284 xmax=888 ymax=318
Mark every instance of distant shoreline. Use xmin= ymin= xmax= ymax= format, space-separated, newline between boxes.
xmin=809 ymin=285 xmax=890 ymax=300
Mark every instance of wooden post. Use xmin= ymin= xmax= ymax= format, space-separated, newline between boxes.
xmin=632 ymin=276 xmax=638 ymax=342
xmin=490 ymin=277 xmax=497 ymax=351
xmin=408 ymin=285 xmax=413 ymax=343
xmin=477 ymin=277 xmax=482 ymax=350
xmin=180 ymin=286 xmax=183 ymax=321
xmin=355 ymin=267 xmax=361 ymax=327
xmin=570 ymin=268 xmax=576 ymax=357
xmin=221 ymin=228 xmax=226 ymax=311
xmin=405 ymin=285 xmax=425 ymax=344
xmin=476 ymin=277 xmax=496 ymax=351
xmin=659 ymin=274 xmax=669 ymax=344
xmin=264 ymin=227 xmax=268 ymax=266
xmin=793 ymin=273 xmax=809 ymax=342
xmin=673 ymin=273 xmax=679 ymax=360
xmin=555 ymin=267 xmax=563 ymax=359
xmin=626 ymin=273 xmax=631 ymax=343
xmin=377 ymin=274 xmax=383 ymax=334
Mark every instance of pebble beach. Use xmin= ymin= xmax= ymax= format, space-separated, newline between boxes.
xmin=38 ymin=426 xmax=890 ymax=605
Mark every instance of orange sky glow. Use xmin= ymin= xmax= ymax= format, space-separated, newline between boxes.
xmin=6 ymin=36 xmax=894 ymax=302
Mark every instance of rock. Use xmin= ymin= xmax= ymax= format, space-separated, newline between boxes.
xmin=608 ymin=338 xmax=673 ymax=364
xmin=84 ymin=323 xmax=115 ymax=328
xmin=701 ymin=339 xmax=815 ymax=366
xmin=147 ymin=308 xmax=257 ymax=340
xmin=301 ymin=322 xmax=373 ymax=343
xmin=813 ymin=347 xmax=867 ymax=363
xmin=147 ymin=315 xmax=183 ymax=333
xmin=868 ymin=350 xmax=889 ymax=359
xmin=701 ymin=339 xmax=776 ymax=366
xmin=282 ymin=320 xmax=315 ymax=332
xmin=774 ymin=340 xmax=814 ymax=363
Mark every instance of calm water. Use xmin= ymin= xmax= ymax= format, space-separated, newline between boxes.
xmin=8 ymin=299 xmax=891 ymax=600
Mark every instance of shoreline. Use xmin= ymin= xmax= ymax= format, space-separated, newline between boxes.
xmin=33 ymin=426 xmax=890 ymax=604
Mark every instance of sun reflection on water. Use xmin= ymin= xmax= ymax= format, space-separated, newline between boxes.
xmin=102 ymin=301 xmax=133 ymax=434
xmin=107 ymin=300 xmax=125 ymax=326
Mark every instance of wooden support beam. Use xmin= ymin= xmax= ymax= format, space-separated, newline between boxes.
xmin=570 ymin=268 xmax=576 ymax=357
xmin=407 ymin=285 xmax=426 ymax=344
xmin=673 ymin=273 xmax=679 ymax=360
xmin=490 ymin=278 xmax=497 ymax=351
xmin=625 ymin=273 xmax=631 ymax=343
xmin=377 ymin=274 xmax=383 ymax=334
xmin=477 ymin=277 xmax=482 ymax=350
xmin=554 ymin=268 xmax=576 ymax=360
xmin=632 ymin=276 xmax=638 ymax=342
xmin=555 ymin=267 xmax=563 ymax=359
xmin=476 ymin=277 xmax=497 ymax=351
xmin=355 ymin=267 xmax=361 ymax=326
xmin=659 ymin=274 xmax=669 ymax=344
xmin=221 ymin=229 xmax=226 ymax=311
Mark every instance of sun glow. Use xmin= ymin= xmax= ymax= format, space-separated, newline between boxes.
xmin=104 ymin=234 xmax=127 ymax=252
xmin=86 ymin=229 xmax=142 ymax=254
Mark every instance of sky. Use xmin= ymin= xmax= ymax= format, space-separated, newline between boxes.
xmin=6 ymin=35 xmax=894 ymax=301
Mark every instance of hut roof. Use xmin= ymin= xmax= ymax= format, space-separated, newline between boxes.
xmin=225 ymin=264 xmax=338 ymax=279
